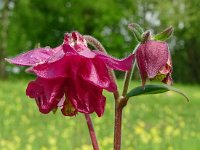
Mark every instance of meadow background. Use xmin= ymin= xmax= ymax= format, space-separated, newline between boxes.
xmin=0 ymin=0 xmax=200 ymax=150
xmin=0 ymin=80 xmax=199 ymax=150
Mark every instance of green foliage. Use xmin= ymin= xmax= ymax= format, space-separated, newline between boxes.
xmin=126 ymin=84 xmax=189 ymax=102
xmin=1 ymin=0 xmax=200 ymax=83
xmin=0 ymin=79 xmax=199 ymax=149
xmin=128 ymin=23 xmax=144 ymax=42
xmin=152 ymin=26 xmax=174 ymax=41
xmin=7 ymin=0 xmax=138 ymax=57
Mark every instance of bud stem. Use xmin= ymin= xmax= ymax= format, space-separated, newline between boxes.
xmin=114 ymin=44 xmax=138 ymax=150
xmin=84 ymin=35 xmax=138 ymax=150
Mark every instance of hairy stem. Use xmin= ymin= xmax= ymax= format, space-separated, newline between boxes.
xmin=120 ymin=44 xmax=138 ymax=106
xmin=84 ymin=35 xmax=137 ymax=150
xmin=85 ymin=114 xmax=99 ymax=150
xmin=113 ymin=101 xmax=123 ymax=150
xmin=122 ymin=70 xmax=133 ymax=97
xmin=114 ymin=54 xmax=137 ymax=150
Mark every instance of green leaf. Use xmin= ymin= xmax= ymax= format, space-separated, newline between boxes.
xmin=152 ymin=26 xmax=174 ymax=41
xmin=128 ymin=23 xmax=144 ymax=42
xmin=128 ymin=23 xmax=144 ymax=34
xmin=126 ymin=84 xmax=189 ymax=102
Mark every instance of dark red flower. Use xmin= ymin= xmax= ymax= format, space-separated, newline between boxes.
xmin=136 ymin=40 xmax=172 ymax=87
xmin=6 ymin=32 xmax=134 ymax=117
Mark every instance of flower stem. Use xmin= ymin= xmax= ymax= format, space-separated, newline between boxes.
xmin=84 ymin=35 xmax=133 ymax=150
xmin=85 ymin=114 xmax=99 ymax=150
xmin=122 ymin=70 xmax=133 ymax=97
xmin=113 ymin=61 xmax=136 ymax=150
xmin=121 ymin=61 xmax=136 ymax=100
xmin=113 ymin=103 xmax=123 ymax=150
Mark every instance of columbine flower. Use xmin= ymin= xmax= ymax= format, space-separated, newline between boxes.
xmin=6 ymin=31 xmax=134 ymax=117
xmin=136 ymin=40 xmax=172 ymax=87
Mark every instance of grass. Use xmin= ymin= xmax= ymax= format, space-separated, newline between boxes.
xmin=0 ymin=78 xmax=200 ymax=150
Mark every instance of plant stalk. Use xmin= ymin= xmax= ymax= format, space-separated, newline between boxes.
xmin=85 ymin=114 xmax=99 ymax=150
xmin=113 ymin=102 xmax=123 ymax=150
xmin=113 ymin=59 xmax=136 ymax=150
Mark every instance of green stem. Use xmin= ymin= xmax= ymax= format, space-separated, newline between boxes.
xmin=122 ymin=70 xmax=133 ymax=97
xmin=84 ymin=35 xmax=138 ymax=150
xmin=120 ymin=43 xmax=138 ymax=106
xmin=114 ymin=51 xmax=137 ymax=150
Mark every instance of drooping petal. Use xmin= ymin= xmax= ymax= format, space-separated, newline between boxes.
xmin=162 ymin=74 xmax=173 ymax=85
xmin=159 ymin=53 xmax=172 ymax=75
xmin=47 ymin=45 xmax=65 ymax=63
xmin=79 ymin=57 xmax=117 ymax=92
xmin=136 ymin=47 xmax=147 ymax=86
xmin=93 ymin=50 xmax=135 ymax=71
xmin=5 ymin=47 xmax=55 ymax=66
xmin=93 ymin=95 xmax=106 ymax=117
xmin=32 ymin=55 xmax=82 ymax=79
xmin=66 ymin=77 xmax=106 ymax=117
xmin=136 ymin=40 xmax=169 ymax=86
xmin=26 ymin=78 xmax=65 ymax=114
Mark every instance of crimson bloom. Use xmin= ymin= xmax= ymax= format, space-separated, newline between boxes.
xmin=6 ymin=32 xmax=134 ymax=117
xmin=136 ymin=40 xmax=172 ymax=87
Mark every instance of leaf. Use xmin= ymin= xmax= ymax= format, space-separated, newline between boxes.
xmin=128 ymin=23 xmax=144 ymax=42
xmin=126 ymin=84 xmax=189 ymax=102
xmin=152 ymin=26 xmax=174 ymax=41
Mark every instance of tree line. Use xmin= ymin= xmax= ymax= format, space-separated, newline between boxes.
xmin=0 ymin=0 xmax=199 ymax=83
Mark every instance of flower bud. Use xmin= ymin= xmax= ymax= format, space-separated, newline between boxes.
xmin=136 ymin=40 xmax=173 ymax=87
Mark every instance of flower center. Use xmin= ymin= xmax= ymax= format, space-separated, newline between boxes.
xmin=64 ymin=32 xmax=88 ymax=49
xmin=63 ymin=98 xmax=77 ymax=116
xmin=152 ymin=73 xmax=166 ymax=81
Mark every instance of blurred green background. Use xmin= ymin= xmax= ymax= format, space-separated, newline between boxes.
xmin=0 ymin=0 xmax=200 ymax=150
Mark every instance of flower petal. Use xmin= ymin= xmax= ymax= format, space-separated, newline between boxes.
xmin=32 ymin=55 xmax=81 ymax=79
xmin=66 ymin=77 xmax=106 ymax=117
xmin=79 ymin=58 xmax=117 ymax=92
xmin=162 ymin=74 xmax=173 ymax=85
xmin=47 ymin=45 xmax=65 ymax=63
xmin=26 ymin=78 xmax=65 ymax=114
xmin=5 ymin=47 xmax=55 ymax=66
xmin=136 ymin=48 xmax=147 ymax=86
xmin=93 ymin=51 xmax=135 ymax=71
xmin=63 ymin=44 xmax=96 ymax=58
